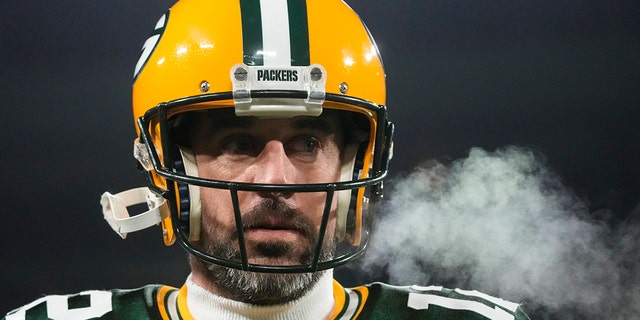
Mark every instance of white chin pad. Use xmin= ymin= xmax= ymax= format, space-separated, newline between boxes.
xmin=335 ymin=143 xmax=359 ymax=241
xmin=179 ymin=147 xmax=202 ymax=242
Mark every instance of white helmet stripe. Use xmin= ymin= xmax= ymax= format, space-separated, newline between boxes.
xmin=259 ymin=0 xmax=292 ymax=66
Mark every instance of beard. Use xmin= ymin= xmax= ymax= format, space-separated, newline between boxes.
xmin=192 ymin=198 xmax=336 ymax=305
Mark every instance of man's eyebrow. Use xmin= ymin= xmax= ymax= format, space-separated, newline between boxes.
xmin=292 ymin=116 xmax=335 ymax=134
xmin=205 ymin=115 xmax=255 ymax=135
xmin=198 ymin=113 xmax=337 ymax=136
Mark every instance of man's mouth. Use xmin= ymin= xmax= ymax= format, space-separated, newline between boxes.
xmin=244 ymin=218 xmax=303 ymax=241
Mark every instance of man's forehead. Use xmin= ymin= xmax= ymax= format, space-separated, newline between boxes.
xmin=198 ymin=108 xmax=341 ymax=133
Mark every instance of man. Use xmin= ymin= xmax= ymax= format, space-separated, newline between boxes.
xmin=4 ymin=0 xmax=531 ymax=319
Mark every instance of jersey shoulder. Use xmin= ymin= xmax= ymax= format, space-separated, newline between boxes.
xmin=353 ymin=282 xmax=531 ymax=320
xmin=3 ymin=284 xmax=178 ymax=320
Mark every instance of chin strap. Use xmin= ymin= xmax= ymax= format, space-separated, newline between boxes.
xmin=100 ymin=187 xmax=169 ymax=239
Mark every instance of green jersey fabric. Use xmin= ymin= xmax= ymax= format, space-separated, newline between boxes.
xmin=344 ymin=283 xmax=531 ymax=320
xmin=4 ymin=281 xmax=530 ymax=319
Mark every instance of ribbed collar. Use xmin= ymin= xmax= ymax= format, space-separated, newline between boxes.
xmin=185 ymin=271 xmax=335 ymax=320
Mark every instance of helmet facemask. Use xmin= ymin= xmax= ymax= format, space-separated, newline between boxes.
xmin=134 ymin=93 xmax=392 ymax=273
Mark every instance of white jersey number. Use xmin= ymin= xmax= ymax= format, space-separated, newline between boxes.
xmin=6 ymin=291 xmax=112 ymax=320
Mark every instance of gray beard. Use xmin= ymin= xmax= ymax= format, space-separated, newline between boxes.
xmin=202 ymin=257 xmax=323 ymax=305
xmin=194 ymin=198 xmax=336 ymax=305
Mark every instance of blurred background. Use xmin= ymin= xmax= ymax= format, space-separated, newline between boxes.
xmin=1 ymin=0 xmax=638 ymax=318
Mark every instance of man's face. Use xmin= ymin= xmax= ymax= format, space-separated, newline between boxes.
xmin=186 ymin=110 xmax=344 ymax=303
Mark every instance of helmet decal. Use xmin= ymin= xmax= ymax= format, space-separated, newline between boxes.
xmin=239 ymin=0 xmax=310 ymax=66
xmin=134 ymin=12 xmax=168 ymax=79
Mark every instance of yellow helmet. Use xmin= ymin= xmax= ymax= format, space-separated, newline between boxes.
xmin=126 ymin=0 xmax=393 ymax=272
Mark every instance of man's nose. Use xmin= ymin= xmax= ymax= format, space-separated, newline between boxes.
xmin=251 ymin=140 xmax=294 ymax=198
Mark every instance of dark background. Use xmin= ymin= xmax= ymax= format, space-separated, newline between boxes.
xmin=2 ymin=0 xmax=638 ymax=316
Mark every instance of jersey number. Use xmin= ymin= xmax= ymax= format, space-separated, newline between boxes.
xmin=6 ymin=291 xmax=112 ymax=320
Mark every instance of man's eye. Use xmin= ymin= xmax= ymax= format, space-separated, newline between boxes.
xmin=289 ymin=136 xmax=321 ymax=154
xmin=221 ymin=135 xmax=259 ymax=155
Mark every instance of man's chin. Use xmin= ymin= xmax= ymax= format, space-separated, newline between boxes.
xmin=199 ymin=256 xmax=321 ymax=305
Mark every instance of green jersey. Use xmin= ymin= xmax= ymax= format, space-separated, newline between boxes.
xmin=4 ymin=281 xmax=530 ymax=319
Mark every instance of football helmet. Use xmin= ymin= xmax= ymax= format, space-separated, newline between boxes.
xmin=101 ymin=0 xmax=393 ymax=273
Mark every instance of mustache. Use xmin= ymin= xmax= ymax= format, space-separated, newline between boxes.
xmin=233 ymin=198 xmax=317 ymax=242
xmin=197 ymin=197 xmax=336 ymax=268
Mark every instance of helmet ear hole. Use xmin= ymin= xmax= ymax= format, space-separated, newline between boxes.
xmin=174 ymin=147 xmax=202 ymax=242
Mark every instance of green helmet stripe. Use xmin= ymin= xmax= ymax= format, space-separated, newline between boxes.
xmin=240 ymin=0 xmax=264 ymax=66
xmin=239 ymin=0 xmax=310 ymax=66
xmin=287 ymin=0 xmax=310 ymax=66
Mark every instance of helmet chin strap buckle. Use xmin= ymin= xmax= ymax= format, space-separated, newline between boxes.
xmin=100 ymin=187 xmax=168 ymax=239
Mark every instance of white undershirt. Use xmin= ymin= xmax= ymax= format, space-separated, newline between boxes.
xmin=185 ymin=271 xmax=335 ymax=320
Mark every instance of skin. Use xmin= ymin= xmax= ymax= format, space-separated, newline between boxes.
xmin=186 ymin=110 xmax=345 ymax=305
